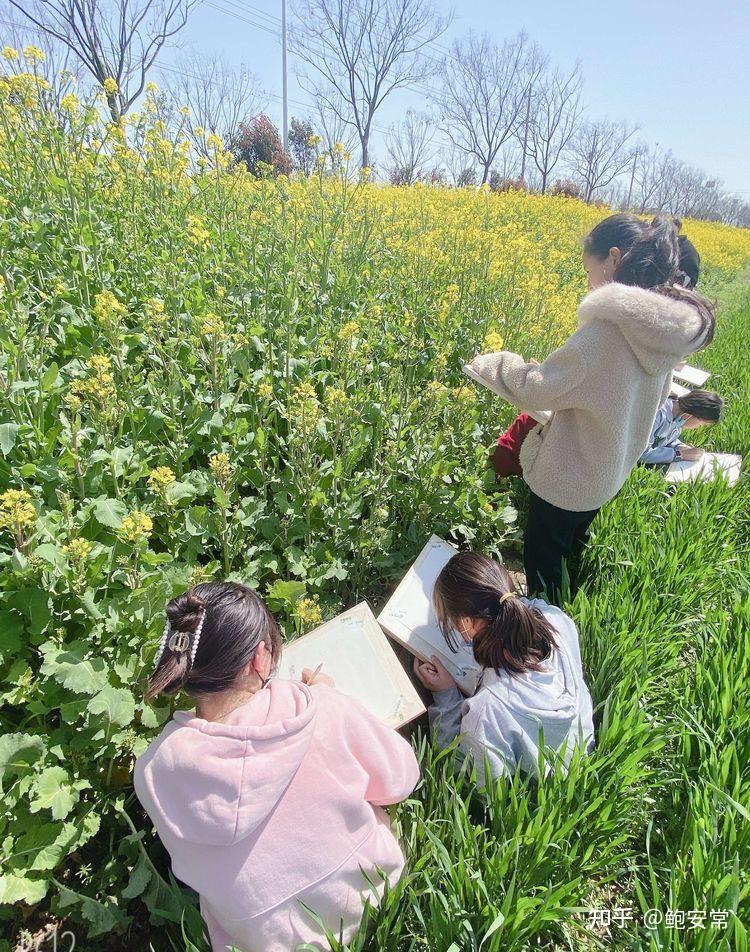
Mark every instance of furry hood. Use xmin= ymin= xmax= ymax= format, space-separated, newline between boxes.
xmin=577 ymin=283 xmax=707 ymax=376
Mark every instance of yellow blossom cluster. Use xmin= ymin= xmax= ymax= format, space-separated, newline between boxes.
xmin=0 ymin=489 xmax=36 ymax=534
xmin=209 ymin=452 xmax=234 ymax=485
xmin=67 ymin=354 xmax=118 ymax=418
xmin=63 ymin=537 xmax=92 ymax=564
xmin=290 ymin=382 xmax=321 ymax=434
xmin=93 ymin=290 xmax=125 ymax=328
xmin=147 ymin=466 xmax=176 ymax=498
xmin=118 ymin=511 xmax=152 ymax=544
xmin=296 ymin=596 xmax=322 ymax=626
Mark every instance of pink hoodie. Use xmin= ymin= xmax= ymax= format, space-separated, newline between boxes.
xmin=134 ymin=679 xmax=420 ymax=952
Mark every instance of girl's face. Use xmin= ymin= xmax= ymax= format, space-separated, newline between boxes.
xmin=680 ymin=414 xmax=711 ymax=431
xmin=583 ymin=247 xmax=621 ymax=290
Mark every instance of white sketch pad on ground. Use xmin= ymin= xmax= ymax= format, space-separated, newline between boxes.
xmin=673 ymin=364 xmax=710 ymax=387
xmin=666 ymin=452 xmax=742 ymax=486
xmin=276 ymin=602 xmax=425 ymax=729
xmin=670 ymin=381 xmax=690 ymax=398
xmin=378 ymin=535 xmax=483 ymax=695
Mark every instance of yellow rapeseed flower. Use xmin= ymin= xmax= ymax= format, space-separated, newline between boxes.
xmin=63 ymin=537 xmax=93 ymax=563
xmin=0 ymin=489 xmax=36 ymax=533
xmin=23 ymin=46 xmax=45 ymax=64
xmin=102 ymin=77 xmax=119 ymax=96
xmin=118 ymin=511 xmax=152 ymax=544
xmin=147 ymin=466 xmax=176 ymax=496
xmin=296 ymin=596 xmax=322 ymax=626
xmin=93 ymin=289 xmax=125 ymax=327
xmin=209 ymin=452 xmax=234 ymax=484
xmin=483 ymin=330 xmax=505 ymax=352
xmin=2 ymin=46 xmax=19 ymax=62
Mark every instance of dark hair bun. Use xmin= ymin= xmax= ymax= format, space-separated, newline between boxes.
xmin=166 ymin=589 xmax=206 ymax=632
xmin=614 ymin=216 xmax=679 ymax=289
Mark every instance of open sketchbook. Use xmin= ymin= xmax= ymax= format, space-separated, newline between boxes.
xmin=378 ymin=536 xmax=483 ymax=695
xmin=666 ymin=452 xmax=742 ymax=486
xmin=673 ymin=364 xmax=710 ymax=388
xmin=276 ymin=602 xmax=425 ymax=729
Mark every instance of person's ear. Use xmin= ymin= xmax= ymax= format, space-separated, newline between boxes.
xmin=609 ymin=246 xmax=621 ymax=267
xmin=251 ymin=641 xmax=272 ymax=679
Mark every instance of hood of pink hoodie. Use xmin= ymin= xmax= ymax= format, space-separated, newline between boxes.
xmin=136 ymin=680 xmax=316 ymax=848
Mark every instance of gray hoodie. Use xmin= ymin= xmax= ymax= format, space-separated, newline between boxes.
xmin=464 ymin=283 xmax=707 ymax=511
xmin=429 ymin=599 xmax=594 ymax=785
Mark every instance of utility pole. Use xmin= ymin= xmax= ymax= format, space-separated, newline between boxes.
xmin=519 ymin=85 xmax=531 ymax=182
xmin=282 ymin=0 xmax=289 ymax=149
xmin=626 ymin=146 xmax=640 ymax=210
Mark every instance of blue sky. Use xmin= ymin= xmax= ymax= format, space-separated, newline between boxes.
xmin=166 ymin=0 xmax=749 ymax=193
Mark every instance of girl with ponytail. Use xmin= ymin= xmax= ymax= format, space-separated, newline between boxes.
xmin=135 ymin=581 xmax=419 ymax=952
xmin=465 ymin=214 xmax=716 ymax=602
xmin=413 ymin=551 xmax=594 ymax=785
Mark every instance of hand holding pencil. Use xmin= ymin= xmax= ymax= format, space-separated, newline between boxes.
xmin=301 ymin=664 xmax=336 ymax=688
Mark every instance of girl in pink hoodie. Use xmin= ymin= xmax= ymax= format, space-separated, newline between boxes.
xmin=134 ymin=581 xmax=420 ymax=952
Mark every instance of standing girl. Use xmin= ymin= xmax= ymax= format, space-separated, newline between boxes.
xmin=412 ymin=551 xmax=594 ymax=784
xmin=464 ymin=215 xmax=715 ymax=601
xmin=134 ymin=581 xmax=419 ymax=952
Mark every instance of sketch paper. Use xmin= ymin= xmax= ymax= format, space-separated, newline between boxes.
xmin=673 ymin=364 xmax=710 ymax=387
xmin=276 ymin=602 xmax=425 ymax=729
xmin=378 ymin=536 xmax=483 ymax=695
xmin=670 ymin=381 xmax=690 ymax=398
xmin=666 ymin=452 xmax=742 ymax=486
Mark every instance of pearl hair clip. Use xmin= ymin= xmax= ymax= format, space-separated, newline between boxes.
xmin=152 ymin=608 xmax=206 ymax=668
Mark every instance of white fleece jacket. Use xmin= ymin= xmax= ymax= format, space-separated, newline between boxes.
xmin=464 ymin=283 xmax=708 ymax=511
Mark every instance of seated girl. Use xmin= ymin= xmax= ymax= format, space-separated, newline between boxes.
xmin=413 ymin=551 xmax=594 ymax=785
xmin=134 ymin=581 xmax=419 ymax=952
xmin=640 ymin=389 xmax=723 ymax=465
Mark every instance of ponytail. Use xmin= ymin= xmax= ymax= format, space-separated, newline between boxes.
xmin=434 ymin=551 xmax=557 ymax=676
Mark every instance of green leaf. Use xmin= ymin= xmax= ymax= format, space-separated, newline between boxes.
xmin=0 ymin=610 xmax=24 ymax=658
xmin=165 ymin=480 xmax=197 ymax=506
xmin=0 ymin=871 xmax=48 ymax=904
xmin=87 ymin=686 xmax=136 ymax=728
xmin=30 ymin=766 xmax=86 ymax=821
xmin=121 ymin=851 xmax=152 ymax=900
xmin=93 ymin=496 xmax=127 ymax=529
xmin=56 ymin=882 xmax=129 ymax=936
xmin=40 ymin=645 xmax=109 ymax=695
xmin=0 ymin=733 xmax=46 ymax=790
xmin=41 ymin=361 xmax=59 ymax=391
xmin=0 ymin=422 xmax=18 ymax=456
xmin=34 ymin=542 xmax=67 ymax=571
xmin=265 ymin=579 xmax=306 ymax=610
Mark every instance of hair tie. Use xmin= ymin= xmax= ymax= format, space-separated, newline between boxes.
xmin=499 ymin=591 xmax=518 ymax=605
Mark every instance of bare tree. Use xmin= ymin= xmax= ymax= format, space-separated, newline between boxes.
xmin=8 ymin=0 xmax=198 ymax=121
xmin=568 ymin=118 xmax=637 ymax=202
xmin=165 ymin=50 xmax=266 ymax=152
xmin=524 ymin=62 xmax=582 ymax=193
xmin=440 ymin=31 xmax=541 ymax=185
xmin=313 ymin=91 xmax=357 ymax=162
xmin=291 ymin=0 xmax=450 ymax=169
xmin=385 ymin=108 xmax=433 ymax=184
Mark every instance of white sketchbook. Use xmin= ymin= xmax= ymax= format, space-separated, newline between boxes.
xmin=673 ymin=364 xmax=710 ymax=387
xmin=666 ymin=452 xmax=742 ymax=486
xmin=670 ymin=381 xmax=690 ymax=398
xmin=378 ymin=536 xmax=483 ymax=695
xmin=276 ymin=602 xmax=425 ymax=729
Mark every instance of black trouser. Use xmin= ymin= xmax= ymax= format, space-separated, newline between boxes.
xmin=524 ymin=490 xmax=600 ymax=604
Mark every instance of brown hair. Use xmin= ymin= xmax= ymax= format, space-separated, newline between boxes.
xmin=433 ymin=551 xmax=557 ymax=676
xmin=584 ymin=214 xmax=715 ymax=348
xmin=145 ymin=581 xmax=282 ymax=702
xmin=677 ymin=389 xmax=724 ymax=422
